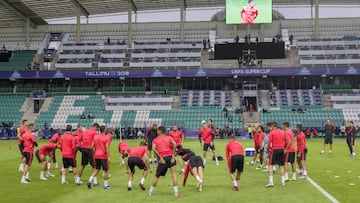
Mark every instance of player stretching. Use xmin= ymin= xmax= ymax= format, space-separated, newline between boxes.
xmin=60 ymin=125 xmax=78 ymax=184
xmin=241 ymin=0 xmax=259 ymax=24
xmin=345 ymin=121 xmax=356 ymax=157
xmin=77 ymin=123 xmax=99 ymax=184
xmin=182 ymin=148 xmax=204 ymax=192
xmin=47 ymin=128 xmax=61 ymax=171
xmin=87 ymin=125 xmax=111 ymax=189
xmin=119 ymin=141 xmax=131 ymax=165
xmin=126 ymin=141 xmax=151 ymax=191
xmin=226 ymin=136 xmax=244 ymax=191
xmin=321 ymin=119 xmax=335 ymax=155
xmin=266 ymin=122 xmax=289 ymax=187
xmin=296 ymin=124 xmax=308 ymax=178
xmin=145 ymin=124 xmax=158 ymax=164
xmin=35 ymin=142 xmax=57 ymax=180
xmin=199 ymin=121 xmax=219 ymax=165
xmin=283 ymin=122 xmax=296 ymax=181
xmin=18 ymin=119 xmax=28 ymax=173
xmin=148 ymin=126 xmax=179 ymax=197
xmin=20 ymin=123 xmax=38 ymax=184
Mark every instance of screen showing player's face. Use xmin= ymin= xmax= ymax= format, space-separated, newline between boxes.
xmin=226 ymin=0 xmax=271 ymax=24
xmin=249 ymin=1 xmax=255 ymax=8
xmin=241 ymin=1 xmax=258 ymax=24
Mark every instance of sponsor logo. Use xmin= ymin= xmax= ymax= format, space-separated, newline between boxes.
xmin=85 ymin=71 xmax=130 ymax=77
xmin=231 ymin=69 xmax=271 ymax=75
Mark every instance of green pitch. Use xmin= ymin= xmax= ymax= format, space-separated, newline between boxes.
xmin=0 ymin=138 xmax=358 ymax=203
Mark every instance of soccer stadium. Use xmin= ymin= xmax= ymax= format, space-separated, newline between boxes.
xmin=0 ymin=0 xmax=359 ymax=202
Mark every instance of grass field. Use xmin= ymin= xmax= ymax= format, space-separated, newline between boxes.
xmin=1 ymin=138 xmax=359 ymax=203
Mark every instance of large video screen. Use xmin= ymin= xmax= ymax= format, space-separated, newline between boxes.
xmin=226 ymin=0 xmax=272 ymax=24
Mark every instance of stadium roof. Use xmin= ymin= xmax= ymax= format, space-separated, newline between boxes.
xmin=0 ymin=0 xmax=359 ymax=28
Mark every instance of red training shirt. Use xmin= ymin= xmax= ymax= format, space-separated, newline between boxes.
xmin=169 ymin=130 xmax=183 ymax=147
xmin=73 ymin=129 xmax=83 ymax=148
xmin=106 ymin=133 xmax=113 ymax=145
xmin=18 ymin=125 xmax=27 ymax=145
xmin=118 ymin=142 xmax=130 ymax=154
xmin=267 ymin=128 xmax=287 ymax=153
xmin=241 ymin=6 xmax=258 ymax=24
xmin=81 ymin=128 xmax=97 ymax=149
xmin=226 ymin=140 xmax=244 ymax=160
xmin=60 ymin=133 xmax=76 ymax=158
xmin=253 ymin=132 xmax=260 ymax=148
xmin=259 ymin=132 xmax=265 ymax=148
xmin=93 ymin=134 xmax=109 ymax=159
xmin=152 ymin=135 xmax=175 ymax=157
xmin=199 ymin=128 xmax=213 ymax=144
xmin=49 ymin=133 xmax=60 ymax=144
xmin=129 ymin=146 xmax=148 ymax=158
xmin=296 ymin=131 xmax=307 ymax=151
xmin=23 ymin=131 xmax=36 ymax=153
xmin=285 ymin=128 xmax=295 ymax=152
xmin=39 ymin=142 xmax=57 ymax=156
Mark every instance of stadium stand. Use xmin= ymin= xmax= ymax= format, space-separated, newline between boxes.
xmin=0 ymin=50 xmax=37 ymax=70
xmin=130 ymin=41 xmax=202 ymax=68
xmin=260 ymin=105 xmax=344 ymax=129
xmin=0 ymin=95 xmax=26 ymax=125
xmin=297 ymin=38 xmax=360 ymax=66
xmin=0 ymin=32 xmax=44 ymax=50
xmin=268 ymin=89 xmax=323 ymax=106
xmin=181 ymin=90 xmax=233 ymax=107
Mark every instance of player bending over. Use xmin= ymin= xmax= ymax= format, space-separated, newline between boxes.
xmin=35 ymin=142 xmax=57 ymax=180
xmin=296 ymin=124 xmax=308 ymax=178
xmin=47 ymin=128 xmax=61 ymax=171
xmin=226 ymin=136 xmax=244 ymax=191
xmin=126 ymin=141 xmax=151 ymax=191
xmin=199 ymin=121 xmax=219 ymax=165
xmin=148 ymin=126 xmax=179 ymax=197
xmin=119 ymin=141 xmax=131 ymax=165
xmin=265 ymin=122 xmax=289 ymax=187
xmin=20 ymin=123 xmax=38 ymax=184
xmin=59 ymin=125 xmax=78 ymax=184
xmin=182 ymin=148 xmax=204 ymax=192
xmin=87 ymin=125 xmax=111 ymax=189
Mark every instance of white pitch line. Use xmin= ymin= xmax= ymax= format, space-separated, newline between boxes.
xmin=307 ymin=177 xmax=340 ymax=203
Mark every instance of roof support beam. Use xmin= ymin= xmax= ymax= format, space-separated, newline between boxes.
xmin=129 ymin=0 xmax=137 ymax=13
xmin=128 ymin=0 xmax=133 ymax=48
xmin=180 ymin=0 xmax=185 ymax=41
xmin=71 ymin=0 xmax=89 ymax=17
xmin=314 ymin=0 xmax=319 ymax=37
xmin=0 ymin=0 xmax=37 ymax=28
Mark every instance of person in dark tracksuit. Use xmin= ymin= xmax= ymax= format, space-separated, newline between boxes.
xmin=345 ymin=121 xmax=356 ymax=157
